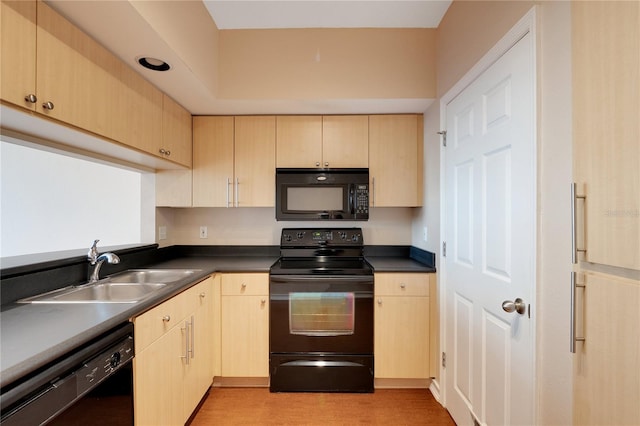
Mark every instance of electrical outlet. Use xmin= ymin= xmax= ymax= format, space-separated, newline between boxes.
xmin=158 ymin=226 xmax=167 ymax=240
xmin=423 ymin=226 xmax=428 ymax=242
xmin=199 ymin=226 xmax=208 ymax=239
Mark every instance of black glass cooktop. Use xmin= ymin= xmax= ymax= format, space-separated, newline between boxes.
xmin=270 ymin=258 xmax=373 ymax=276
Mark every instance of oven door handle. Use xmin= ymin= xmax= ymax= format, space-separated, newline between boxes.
xmin=280 ymin=360 xmax=366 ymax=368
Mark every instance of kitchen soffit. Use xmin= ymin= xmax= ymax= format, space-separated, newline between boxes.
xmin=44 ymin=1 xmax=451 ymax=115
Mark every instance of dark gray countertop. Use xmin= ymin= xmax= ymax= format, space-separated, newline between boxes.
xmin=0 ymin=248 xmax=433 ymax=389
xmin=0 ymin=255 xmax=277 ymax=388
xmin=366 ymin=256 xmax=436 ymax=273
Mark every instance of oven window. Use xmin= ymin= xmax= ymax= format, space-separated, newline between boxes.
xmin=289 ymin=292 xmax=355 ymax=336
xmin=286 ymin=187 xmax=343 ymax=211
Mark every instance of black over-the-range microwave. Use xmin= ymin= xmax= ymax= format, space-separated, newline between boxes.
xmin=275 ymin=168 xmax=369 ymax=221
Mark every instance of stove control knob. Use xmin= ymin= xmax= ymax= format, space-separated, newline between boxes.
xmin=351 ymin=234 xmax=360 ymax=242
xmin=297 ymin=232 xmax=305 ymax=239
xmin=339 ymin=232 xmax=347 ymax=239
xmin=284 ymin=234 xmax=292 ymax=242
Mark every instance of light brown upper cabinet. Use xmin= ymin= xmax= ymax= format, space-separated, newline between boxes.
xmin=276 ymin=115 xmax=368 ymax=168
xmin=160 ymin=94 xmax=192 ymax=167
xmin=1 ymin=0 xmax=194 ymax=167
xmin=573 ymin=1 xmax=640 ymax=271
xmin=369 ymin=114 xmax=423 ymax=207
xmin=1 ymin=0 xmax=37 ymax=111
xmin=193 ymin=116 xmax=275 ymax=207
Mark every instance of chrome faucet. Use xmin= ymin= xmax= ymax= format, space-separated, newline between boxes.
xmin=87 ymin=239 xmax=120 ymax=283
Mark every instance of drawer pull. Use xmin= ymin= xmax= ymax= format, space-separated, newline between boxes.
xmin=241 ymin=283 xmax=247 ymax=290
xmin=162 ymin=315 xmax=171 ymax=322
xmin=199 ymin=292 xmax=206 ymax=298
xmin=377 ymin=299 xmax=383 ymax=305
xmin=400 ymin=283 xmax=406 ymax=289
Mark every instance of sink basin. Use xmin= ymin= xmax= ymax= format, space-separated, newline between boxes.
xmin=107 ymin=269 xmax=200 ymax=284
xmin=20 ymin=283 xmax=167 ymax=304
xmin=18 ymin=269 xmax=201 ymax=304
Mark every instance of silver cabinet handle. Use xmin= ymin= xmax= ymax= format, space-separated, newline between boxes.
xmin=42 ymin=101 xmax=54 ymax=110
xmin=235 ymin=177 xmax=239 ymax=207
xmin=372 ymin=177 xmax=376 ymax=207
xmin=190 ymin=315 xmax=195 ymax=359
xmin=325 ymin=162 xmax=329 ymax=167
xmin=400 ymin=283 xmax=406 ymax=289
xmin=24 ymin=94 xmax=37 ymax=103
xmin=181 ymin=321 xmax=190 ymax=364
xmin=502 ymin=298 xmax=526 ymax=315
xmin=200 ymin=292 xmax=206 ymax=298
xmin=570 ymin=272 xmax=586 ymax=353
xmin=571 ymin=183 xmax=587 ymax=264
xmin=316 ymin=162 xmax=320 ymax=167
xmin=377 ymin=298 xmax=382 ymax=305
xmin=226 ymin=177 xmax=231 ymax=208
xmin=162 ymin=315 xmax=171 ymax=322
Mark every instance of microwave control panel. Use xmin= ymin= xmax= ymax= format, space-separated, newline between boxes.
xmin=354 ymin=184 xmax=369 ymax=215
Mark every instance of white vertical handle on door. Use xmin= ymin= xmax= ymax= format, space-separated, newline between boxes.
xmin=570 ymin=272 xmax=586 ymax=353
xmin=571 ymin=183 xmax=587 ymax=264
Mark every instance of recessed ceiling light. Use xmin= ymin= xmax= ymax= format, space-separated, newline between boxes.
xmin=137 ymin=56 xmax=170 ymax=72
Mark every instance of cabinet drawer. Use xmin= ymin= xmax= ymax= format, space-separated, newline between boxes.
xmin=375 ymin=273 xmax=430 ymax=297
xmin=134 ymin=295 xmax=187 ymax=353
xmin=182 ymin=276 xmax=214 ymax=313
xmin=221 ymin=273 xmax=269 ymax=296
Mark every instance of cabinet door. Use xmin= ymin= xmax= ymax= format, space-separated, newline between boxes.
xmin=234 ymin=116 xmax=276 ymax=207
xmin=276 ymin=115 xmax=322 ymax=168
xmin=36 ymin=2 xmax=162 ymax=156
xmin=161 ymin=94 xmax=192 ymax=167
xmin=221 ymin=294 xmax=269 ymax=377
xmin=573 ymin=273 xmax=640 ymax=425
xmin=375 ymin=295 xmax=430 ymax=379
xmin=134 ymin=325 xmax=184 ymax=426
xmin=0 ymin=0 xmax=36 ymax=110
xmin=322 ymin=115 xmax=369 ymax=168
xmin=183 ymin=278 xmax=214 ymax=421
xmin=192 ymin=116 xmax=234 ymax=207
xmin=369 ymin=114 xmax=423 ymax=207
xmin=221 ymin=274 xmax=269 ymax=377
xmin=573 ymin=1 xmax=640 ymax=270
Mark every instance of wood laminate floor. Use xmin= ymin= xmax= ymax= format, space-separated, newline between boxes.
xmin=190 ymin=387 xmax=456 ymax=425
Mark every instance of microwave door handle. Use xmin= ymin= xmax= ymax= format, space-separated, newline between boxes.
xmin=348 ymin=184 xmax=355 ymax=214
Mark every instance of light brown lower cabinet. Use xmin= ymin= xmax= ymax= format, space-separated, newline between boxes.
xmin=573 ymin=272 xmax=640 ymax=425
xmin=133 ymin=277 xmax=214 ymax=426
xmin=374 ymin=273 xmax=433 ymax=381
xmin=220 ymin=273 xmax=269 ymax=378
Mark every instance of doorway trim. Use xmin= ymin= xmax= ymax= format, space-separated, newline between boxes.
xmin=437 ymin=6 xmax=537 ymax=421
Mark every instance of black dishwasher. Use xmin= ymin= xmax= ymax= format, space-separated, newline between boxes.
xmin=0 ymin=322 xmax=134 ymax=425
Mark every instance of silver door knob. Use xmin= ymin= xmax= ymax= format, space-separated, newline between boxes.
xmin=42 ymin=101 xmax=54 ymax=110
xmin=502 ymin=298 xmax=526 ymax=315
xmin=24 ymin=94 xmax=37 ymax=103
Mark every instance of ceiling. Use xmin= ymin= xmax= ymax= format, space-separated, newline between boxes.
xmin=46 ymin=1 xmax=451 ymax=115
xmin=203 ymin=1 xmax=451 ymax=30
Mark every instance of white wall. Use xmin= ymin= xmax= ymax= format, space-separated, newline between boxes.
xmin=0 ymin=138 xmax=155 ymax=257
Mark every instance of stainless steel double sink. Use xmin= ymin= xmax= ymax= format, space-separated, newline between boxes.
xmin=19 ymin=269 xmax=201 ymax=304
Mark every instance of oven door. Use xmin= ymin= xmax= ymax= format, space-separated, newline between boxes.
xmin=269 ymin=275 xmax=373 ymax=354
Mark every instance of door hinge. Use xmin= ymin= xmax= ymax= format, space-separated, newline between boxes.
xmin=442 ymin=352 xmax=446 ymax=368
xmin=442 ymin=241 xmax=447 ymax=257
xmin=437 ymin=130 xmax=447 ymax=147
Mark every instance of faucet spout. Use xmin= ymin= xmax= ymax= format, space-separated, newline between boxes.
xmin=87 ymin=240 xmax=120 ymax=283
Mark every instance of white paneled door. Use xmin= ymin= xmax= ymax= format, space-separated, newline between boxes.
xmin=443 ymin=30 xmax=535 ymax=425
